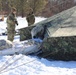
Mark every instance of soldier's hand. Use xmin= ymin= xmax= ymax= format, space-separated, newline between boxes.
xmin=15 ymin=21 xmax=18 ymax=25
xmin=16 ymin=22 xmax=18 ymax=26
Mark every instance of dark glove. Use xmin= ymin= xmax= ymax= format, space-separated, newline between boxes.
xmin=15 ymin=21 xmax=18 ymax=25
xmin=16 ymin=22 xmax=18 ymax=26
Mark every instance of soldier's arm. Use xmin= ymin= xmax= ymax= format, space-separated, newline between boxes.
xmin=15 ymin=20 xmax=18 ymax=25
xmin=9 ymin=14 xmax=15 ymax=21
xmin=26 ymin=16 xmax=29 ymax=22
xmin=9 ymin=14 xmax=18 ymax=25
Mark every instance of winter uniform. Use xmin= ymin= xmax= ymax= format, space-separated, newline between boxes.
xmin=26 ymin=11 xmax=35 ymax=26
xmin=6 ymin=8 xmax=18 ymax=42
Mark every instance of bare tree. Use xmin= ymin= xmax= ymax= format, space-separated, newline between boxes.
xmin=27 ymin=0 xmax=48 ymax=15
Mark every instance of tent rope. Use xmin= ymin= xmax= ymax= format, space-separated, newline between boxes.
xmin=0 ymin=42 xmax=26 ymax=73
xmin=0 ymin=49 xmax=58 ymax=74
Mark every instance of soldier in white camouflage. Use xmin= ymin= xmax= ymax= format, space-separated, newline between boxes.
xmin=6 ymin=7 xmax=18 ymax=42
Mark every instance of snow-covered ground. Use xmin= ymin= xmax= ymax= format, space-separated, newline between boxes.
xmin=0 ymin=17 xmax=76 ymax=75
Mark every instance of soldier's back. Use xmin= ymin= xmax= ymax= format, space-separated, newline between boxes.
xmin=26 ymin=13 xmax=35 ymax=26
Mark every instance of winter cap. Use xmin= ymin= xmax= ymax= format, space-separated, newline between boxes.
xmin=11 ymin=7 xmax=16 ymax=12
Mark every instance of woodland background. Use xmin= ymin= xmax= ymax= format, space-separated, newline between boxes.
xmin=0 ymin=0 xmax=75 ymax=17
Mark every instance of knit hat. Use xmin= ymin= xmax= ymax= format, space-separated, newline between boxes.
xmin=11 ymin=7 xmax=16 ymax=12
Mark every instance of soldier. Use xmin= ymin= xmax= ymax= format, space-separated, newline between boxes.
xmin=6 ymin=7 xmax=18 ymax=42
xmin=26 ymin=8 xmax=35 ymax=26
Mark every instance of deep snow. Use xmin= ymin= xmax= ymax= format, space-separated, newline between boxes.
xmin=0 ymin=17 xmax=76 ymax=75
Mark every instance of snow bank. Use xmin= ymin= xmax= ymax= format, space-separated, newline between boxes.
xmin=0 ymin=17 xmax=76 ymax=75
